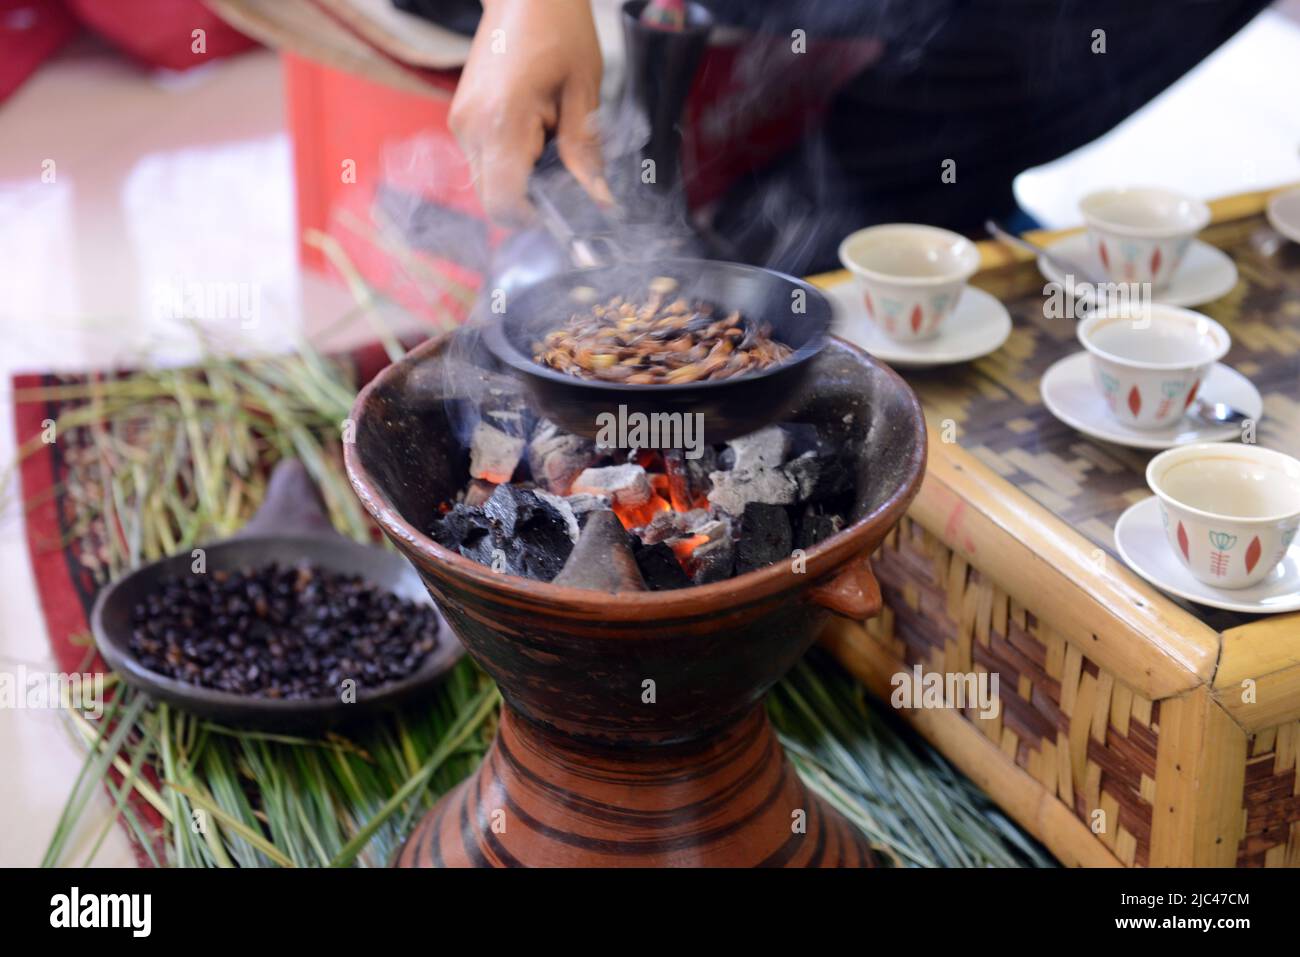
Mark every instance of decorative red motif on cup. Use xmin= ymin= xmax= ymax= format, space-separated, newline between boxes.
xmin=1176 ymin=521 xmax=1190 ymax=559
xmin=1127 ymin=385 xmax=1142 ymax=417
xmin=910 ymin=305 xmax=922 ymax=333
xmin=1245 ymin=536 xmax=1262 ymax=574
xmin=1150 ymin=247 xmax=1162 ymax=276
xmin=1183 ymin=379 xmax=1199 ymax=410
xmin=1099 ymin=242 xmax=1109 ymax=270
xmin=863 ymin=291 xmax=873 ymax=317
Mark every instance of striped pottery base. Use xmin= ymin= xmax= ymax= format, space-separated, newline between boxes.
xmin=397 ymin=705 xmax=878 ymax=868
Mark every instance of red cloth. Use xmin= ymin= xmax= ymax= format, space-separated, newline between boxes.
xmin=12 ymin=343 xmax=397 ymax=866
xmin=0 ymin=0 xmax=256 ymax=107
xmin=0 ymin=1 xmax=79 ymax=103
xmin=68 ymin=0 xmax=256 ymax=71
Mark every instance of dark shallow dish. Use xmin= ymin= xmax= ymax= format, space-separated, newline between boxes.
xmin=482 ymin=258 xmax=832 ymax=442
xmin=90 ymin=461 xmax=463 ymax=730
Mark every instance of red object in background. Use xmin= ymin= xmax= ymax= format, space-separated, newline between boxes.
xmin=68 ymin=0 xmax=256 ymax=70
xmin=283 ymin=52 xmax=484 ymax=327
xmin=0 ymin=0 xmax=256 ymax=108
xmin=0 ymin=1 xmax=79 ymax=103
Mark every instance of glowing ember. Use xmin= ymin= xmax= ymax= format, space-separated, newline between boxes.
xmin=668 ymin=534 xmax=708 ymax=563
xmin=612 ymin=491 xmax=671 ymax=530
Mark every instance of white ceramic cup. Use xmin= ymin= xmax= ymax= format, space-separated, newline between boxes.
xmin=837 ymin=224 xmax=980 ymax=342
xmin=1077 ymin=304 xmax=1230 ymax=430
xmin=1079 ymin=187 xmax=1210 ymax=292
xmin=1147 ymin=443 xmax=1300 ymax=589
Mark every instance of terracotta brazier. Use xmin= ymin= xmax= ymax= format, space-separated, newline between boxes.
xmin=345 ymin=334 xmax=926 ymax=866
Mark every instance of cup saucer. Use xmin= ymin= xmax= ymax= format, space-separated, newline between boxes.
xmin=1115 ymin=496 xmax=1300 ymax=614
xmin=1036 ymin=233 xmax=1237 ymax=307
xmin=829 ymin=283 xmax=1011 ymax=368
xmin=1040 ymin=352 xmax=1261 ymax=450
xmin=1267 ymin=187 xmax=1300 ymax=245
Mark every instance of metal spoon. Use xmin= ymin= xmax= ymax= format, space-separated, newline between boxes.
xmin=985 ymin=219 xmax=1106 ymax=285
xmin=1189 ymin=397 xmax=1252 ymax=427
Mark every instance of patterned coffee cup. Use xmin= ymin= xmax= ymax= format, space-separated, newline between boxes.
xmin=838 ymin=224 xmax=980 ymax=342
xmin=1079 ymin=187 xmax=1210 ymax=292
xmin=1077 ymin=305 xmax=1230 ymax=430
xmin=1147 ymin=443 xmax=1300 ymax=589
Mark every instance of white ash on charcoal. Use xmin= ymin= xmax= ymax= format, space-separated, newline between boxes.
xmin=720 ymin=426 xmax=790 ymax=472
xmin=485 ymin=407 xmax=527 ymax=436
xmin=463 ymin=479 xmax=497 ymax=507
xmin=468 ymin=421 xmax=525 ymax=483
xmin=528 ymin=419 xmax=600 ymax=494
xmin=681 ymin=517 xmax=734 ymax=585
xmin=432 ymin=484 xmax=574 ymax=581
xmin=783 ymin=451 xmax=853 ymax=502
xmin=533 ymin=490 xmax=581 ymax=543
xmin=569 ymin=463 xmax=653 ymax=508
xmin=707 ymin=465 xmax=797 ymax=515
xmin=565 ymin=493 xmax=613 ymax=525
xmin=637 ymin=507 xmax=709 ymax=545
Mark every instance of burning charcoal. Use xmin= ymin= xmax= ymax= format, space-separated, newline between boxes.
xmin=783 ymin=452 xmax=820 ymax=501
xmin=553 ymin=510 xmax=646 ymax=592
xmin=570 ymin=463 xmax=652 ymax=509
xmin=638 ymin=509 xmax=687 ymax=545
xmin=707 ymin=466 xmax=796 ymax=516
xmin=439 ymin=485 xmax=575 ymax=581
xmin=809 ymin=454 xmax=853 ymax=502
xmin=432 ymin=503 xmax=492 ymax=552
xmin=735 ymin=503 xmax=793 ymax=574
xmin=679 ymin=508 xmax=712 ymax=533
xmin=485 ymin=408 xmax=526 ymax=437
xmin=628 ymin=448 xmax=665 ymax=474
xmin=690 ymin=516 xmax=730 ymax=541
xmin=664 ymin=447 xmax=716 ymax=511
xmin=464 ymin=479 xmax=497 ymax=507
xmin=534 ymin=490 xmax=580 ymax=543
xmin=565 ymin=493 xmax=612 ymax=524
xmin=528 ymin=419 xmax=599 ymax=494
xmin=634 ymin=542 xmax=692 ymax=590
xmin=638 ymin=507 xmax=707 ymax=545
xmin=796 ymin=509 xmax=845 ymax=550
xmin=469 ymin=421 xmax=525 ymax=483
xmin=723 ymin=426 xmax=790 ymax=472
xmin=690 ymin=536 xmax=734 ymax=585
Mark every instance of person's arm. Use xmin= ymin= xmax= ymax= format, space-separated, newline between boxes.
xmin=448 ymin=0 xmax=611 ymax=225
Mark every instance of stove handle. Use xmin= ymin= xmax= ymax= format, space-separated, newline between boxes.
xmin=807 ymin=554 xmax=882 ymax=620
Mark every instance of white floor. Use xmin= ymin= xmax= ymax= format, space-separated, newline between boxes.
xmin=1 ymin=7 xmax=1296 ymax=867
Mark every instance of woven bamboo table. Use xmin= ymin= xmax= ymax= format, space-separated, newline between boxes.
xmin=816 ymin=187 xmax=1300 ymax=868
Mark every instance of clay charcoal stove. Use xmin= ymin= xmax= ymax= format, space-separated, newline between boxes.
xmin=430 ymin=412 xmax=857 ymax=591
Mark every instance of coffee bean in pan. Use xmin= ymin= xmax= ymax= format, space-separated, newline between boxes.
xmin=533 ymin=282 xmax=793 ymax=385
xmin=126 ymin=562 xmax=439 ymax=700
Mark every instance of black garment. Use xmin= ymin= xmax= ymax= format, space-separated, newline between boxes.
xmin=703 ymin=0 xmax=1270 ymax=273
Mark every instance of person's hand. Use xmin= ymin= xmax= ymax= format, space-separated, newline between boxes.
xmin=449 ymin=0 xmax=610 ymax=225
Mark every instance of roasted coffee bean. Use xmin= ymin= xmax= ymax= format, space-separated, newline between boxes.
xmin=533 ymin=285 xmax=793 ymax=385
xmin=126 ymin=562 xmax=440 ymax=701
